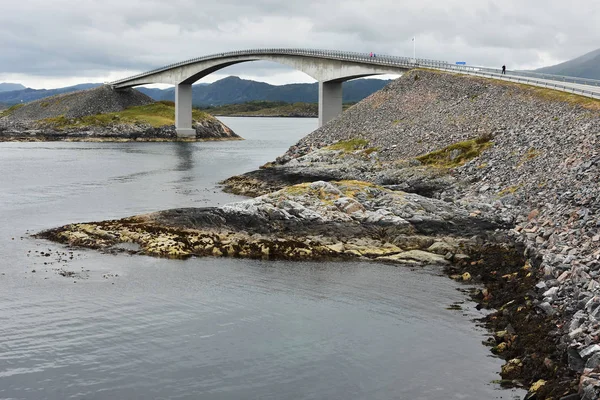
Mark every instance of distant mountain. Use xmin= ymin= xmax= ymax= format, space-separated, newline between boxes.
xmin=0 ymin=77 xmax=391 ymax=107
xmin=0 ymin=83 xmax=26 ymax=92
xmin=534 ymin=48 xmax=600 ymax=79
xmin=137 ymin=76 xmax=391 ymax=106
xmin=0 ymin=83 xmax=101 ymax=105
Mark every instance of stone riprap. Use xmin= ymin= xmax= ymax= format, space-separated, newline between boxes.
xmin=219 ymin=70 xmax=600 ymax=399
xmin=0 ymin=85 xmax=240 ymax=141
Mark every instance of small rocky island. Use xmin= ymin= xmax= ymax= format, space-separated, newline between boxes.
xmin=36 ymin=69 xmax=600 ymax=399
xmin=0 ymin=85 xmax=239 ymax=141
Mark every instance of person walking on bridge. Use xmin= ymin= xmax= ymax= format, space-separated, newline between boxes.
xmin=502 ymin=65 xmax=506 ymax=75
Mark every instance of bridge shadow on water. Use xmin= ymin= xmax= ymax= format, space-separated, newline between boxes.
xmin=174 ymin=141 xmax=194 ymax=174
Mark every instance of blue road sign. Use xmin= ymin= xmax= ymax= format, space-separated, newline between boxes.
xmin=456 ymin=61 xmax=466 ymax=65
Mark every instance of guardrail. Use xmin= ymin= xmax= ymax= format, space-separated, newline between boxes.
xmin=109 ymin=48 xmax=600 ymax=100
xmin=434 ymin=64 xmax=600 ymax=99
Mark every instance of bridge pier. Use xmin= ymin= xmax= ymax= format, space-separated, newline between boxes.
xmin=318 ymin=81 xmax=343 ymax=127
xmin=175 ymin=83 xmax=196 ymax=138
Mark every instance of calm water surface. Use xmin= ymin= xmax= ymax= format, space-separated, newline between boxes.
xmin=0 ymin=117 xmax=523 ymax=399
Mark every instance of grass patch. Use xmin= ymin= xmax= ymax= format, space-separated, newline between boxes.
xmin=37 ymin=102 xmax=213 ymax=130
xmin=0 ymin=103 xmax=24 ymax=118
xmin=498 ymin=184 xmax=522 ymax=196
xmin=326 ymin=138 xmax=370 ymax=152
xmin=469 ymin=74 xmax=600 ymax=111
xmin=517 ymin=148 xmax=541 ymax=168
xmin=362 ymin=147 xmax=379 ymax=156
xmin=525 ymin=86 xmax=600 ymax=110
xmin=416 ymin=135 xmax=493 ymax=169
xmin=200 ymin=100 xmax=355 ymax=117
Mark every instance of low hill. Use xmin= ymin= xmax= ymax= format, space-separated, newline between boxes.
xmin=202 ymin=101 xmax=318 ymax=117
xmin=4 ymin=85 xmax=153 ymax=121
xmin=202 ymin=100 xmax=356 ymax=117
xmin=0 ymin=83 xmax=26 ymax=92
xmin=0 ymin=78 xmax=390 ymax=107
xmin=0 ymin=83 xmax=101 ymax=105
xmin=0 ymin=86 xmax=238 ymax=141
xmin=138 ymin=77 xmax=391 ymax=107
xmin=534 ymin=47 xmax=600 ymax=79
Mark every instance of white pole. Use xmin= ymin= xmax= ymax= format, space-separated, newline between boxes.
xmin=413 ymin=37 xmax=416 ymax=61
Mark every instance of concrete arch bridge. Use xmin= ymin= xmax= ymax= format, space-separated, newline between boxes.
xmin=111 ymin=48 xmax=600 ymax=137
xmin=110 ymin=49 xmax=445 ymax=137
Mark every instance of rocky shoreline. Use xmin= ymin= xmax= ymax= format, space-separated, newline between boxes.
xmin=212 ymin=113 xmax=316 ymax=118
xmin=34 ymin=69 xmax=600 ymax=399
xmin=0 ymin=117 xmax=241 ymax=142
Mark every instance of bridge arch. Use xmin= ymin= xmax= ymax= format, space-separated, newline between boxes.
xmin=111 ymin=49 xmax=418 ymax=136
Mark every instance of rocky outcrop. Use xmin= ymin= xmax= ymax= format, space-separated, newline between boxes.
xmin=37 ymin=180 xmax=491 ymax=262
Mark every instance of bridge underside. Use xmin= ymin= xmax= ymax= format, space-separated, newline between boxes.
xmin=113 ymin=54 xmax=408 ymax=137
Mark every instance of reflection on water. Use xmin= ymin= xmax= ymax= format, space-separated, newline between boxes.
xmin=174 ymin=141 xmax=194 ymax=172
xmin=0 ymin=118 xmax=524 ymax=400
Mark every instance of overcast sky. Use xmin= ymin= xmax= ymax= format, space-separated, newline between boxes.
xmin=1 ymin=0 xmax=597 ymax=89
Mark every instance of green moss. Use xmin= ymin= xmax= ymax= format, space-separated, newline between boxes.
xmin=38 ymin=102 xmax=213 ymax=130
xmin=326 ymin=138 xmax=370 ymax=152
xmin=281 ymin=183 xmax=312 ymax=196
xmin=416 ymin=135 xmax=493 ymax=169
xmin=336 ymin=180 xmax=383 ymax=198
xmin=279 ymin=182 xmax=341 ymax=205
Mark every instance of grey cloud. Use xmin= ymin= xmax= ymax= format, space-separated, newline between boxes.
xmin=0 ymin=0 xmax=597 ymax=84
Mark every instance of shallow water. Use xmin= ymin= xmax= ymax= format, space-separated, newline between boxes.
xmin=0 ymin=117 xmax=523 ymax=399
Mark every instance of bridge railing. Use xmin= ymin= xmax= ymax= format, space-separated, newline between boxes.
xmin=428 ymin=64 xmax=600 ymax=99
xmin=442 ymin=64 xmax=600 ymax=87
xmin=109 ymin=48 xmax=447 ymax=85
xmin=109 ymin=48 xmax=600 ymax=100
